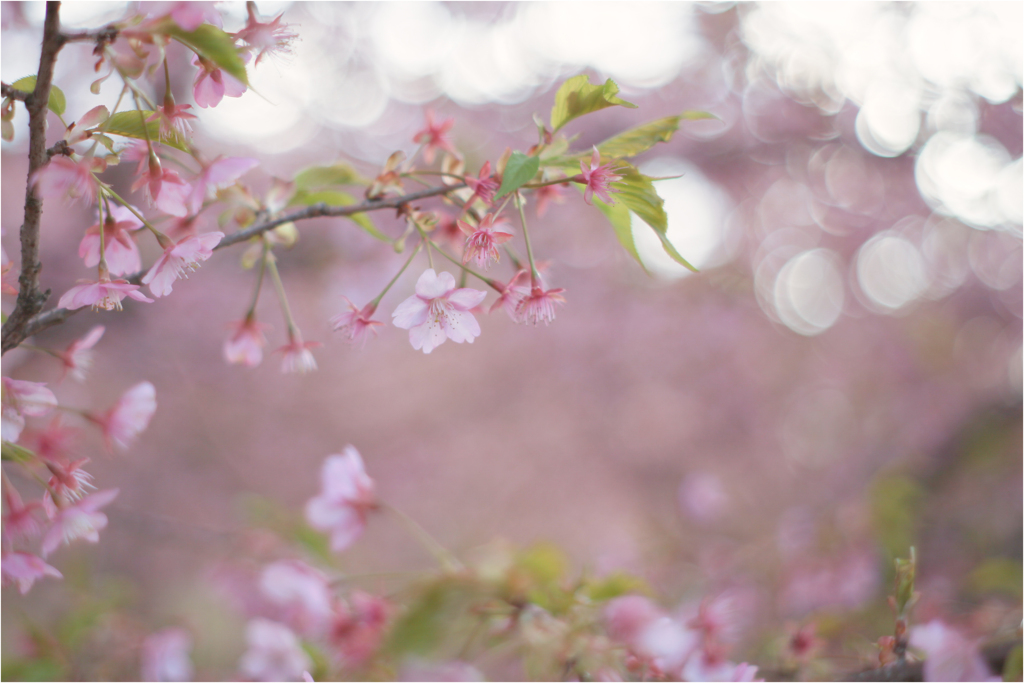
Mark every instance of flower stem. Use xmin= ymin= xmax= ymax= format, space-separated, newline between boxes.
xmin=381 ymin=502 xmax=463 ymax=572
xmin=264 ymin=241 xmax=298 ymax=337
xmin=514 ymin=191 xmax=540 ymax=285
xmin=369 ymin=240 xmax=422 ymax=309
xmin=245 ymin=239 xmax=270 ymax=319
xmin=425 ymin=239 xmax=502 ymax=292
xmin=100 ymin=186 xmax=172 ymax=248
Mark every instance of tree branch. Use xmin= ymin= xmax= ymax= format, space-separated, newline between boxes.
xmin=1 ymin=82 xmax=31 ymax=101
xmin=840 ymin=640 xmax=1017 ymax=682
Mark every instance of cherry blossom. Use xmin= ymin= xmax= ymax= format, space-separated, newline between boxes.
xmin=31 ymin=155 xmax=103 ymax=205
xmin=56 ymin=278 xmax=154 ymax=311
xmin=330 ymin=592 xmax=390 ymax=668
xmin=398 ymin=660 xmax=484 ymax=682
xmin=366 ymin=150 xmax=406 ymax=199
xmin=533 ymin=182 xmax=565 ymax=217
xmin=42 ymin=457 xmax=96 ymax=516
xmin=330 ymin=298 xmax=383 ymax=347
xmin=515 ymin=284 xmax=566 ymax=325
xmin=2 ymin=378 xmax=58 ymax=443
xmin=79 ymin=204 xmax=143 ymax=276
xmin=3 ymin=484 xmax=43 ymax=542
xmin=191 ymin=53 xmax=247 ymax=108
xmin=142 ymin=232 xmax=223 ymax=298
xmin=577 ymin=146 xmax=624 ymax=205
xmin=238 ymin=618 xmax=311 ymax=682
xmin=224 ymin=317 xmax=269 ymax=368
xmin=909 ymin=620 xmax=999 ymax=682
xmin=260 ymin=560 xmax=334 ymax=636
xmin=57 ymin=325 xmax=105 ymax=382
xmin=413 ymin=110 xmax=457 ymax=164
xmin=488 ymin=269 xmax=530 ymax=319
xmin=276 ymin=334 xmax=321 ymax=374
xmin=64 ymin=105 xmax=109 ymax=145
xmin=458 ymin=214 xmax=514 ymax=269
xmin=305 ymin=447 xmax=377 ymax=553
xmin=465 ymin=161 xmax=499 ymax=206
xmin=23 ymin=417 xmax=78 ymax=462
xmin=141 ymin=628 xmax=194 ymax=682
xmin=146 ymin=102 xmax=197 ymax=141
xmin=132 ymin=160 xmax=192 ymax=217
xmin=234 ymin=5 xmax=297 ymax=66
xmin=392 ymin=269 xmax=487 ymax=354
xmin=91 ymin=381 xmax=157 ymax=452
xmin=1 ymin=551 xmax=62 ymax=594
xmin=188 ymin=156 xmax=259 ymax=215
xmin=40 ymin=488 xmax=119 ymax=557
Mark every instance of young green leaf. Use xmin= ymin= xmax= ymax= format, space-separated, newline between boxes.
xmin=293 ymin=162 xmax=366 ymax=191
xmin=289 ymin=189 xmax=388 ymax=241
xmin=101 ymin=111 xmax=190 ymax=152
xmin=597 ymin=110 xmax=717 ymax=159
xmin=495 ymin=151 xmax=540 ymax=200
xmin=549 ymin=75 xmax=637 ymax=132
xmin=614 ymin=164 xmax=697 ymax=272
xmin=586 ymin=188 xmax=647 ymax=273
xmin=163 ymin=23 xmax=248 ymax=86
xmin=11 ymin=75 xmax=66 ymax=116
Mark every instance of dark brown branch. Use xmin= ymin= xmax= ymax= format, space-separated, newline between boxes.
xmin=840 ymin=639 xmax=1018 ymax=682
xmin=60 ymin=26 xmax=118 ymax=44
xmin=0 ymin=2 xmax=65 ymax=354
xmin=1 ymin=82 xmax=31 ymax=101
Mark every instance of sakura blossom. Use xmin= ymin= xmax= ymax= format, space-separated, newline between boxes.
xmin=238 ymin=618 xmax=312 ymax=682
xmin=31 ymin=155 xmax=103 ymax=204
xmin=234 ymin=5 xmax=297 ymax=66
xmin=330 ymin=298 xmax=383 ymax=347
xmin=132 ymin=163 xmax=193 ymax=218
xmin=465 ymin=161 xmax=499 ymax=206
xmin=3 ymin=485 xmax=43 ymax=542
xmin=188 ymin=156 xmax=259 ymax=215
xmin=276 ymin=334 xmax=321 ymax=374
xmin=42 ymin=457 xmax=96 ymax=516
xmin=330 ymin=591 xmax=390 ymax=668
xmin=1 ymin=551 xmax=62 ymax=594
xmin=142 ymin=232 xmax=223 ymax=298
xmin=305 ymin=447 xmax=377 ymax=553
xmin=146 ymin=102 xmax=197 ymax=141
xmin=141 ymin=628 xmax=194 ymax=682
xmin=909 ymin=620 xmax=999 ymax=682
xmin=1 ymin=378 xmax=57 ymax=443
xmin=259 ymin=560 xmax=335 ymax=637
xmin=56 ymin=278 xmax=154 ymax=311
xmin=40 ymin=488 xmax=119 ymax=557
xmin=488 ymin=269 xmax=530 ymax=319
xmin=533 ymin=182 xmax=565 ymax=217
xmin=191 ymin=53 xmax=247 ymax=108
xmin=392 ymin=269 xmax=487 ymax=354
xmin=91 ymin=381 xmax=157 ymax=452
xmin=57 ymin=325 xmax=105 ymax=382
xmin=224 ymin=317 xmax=269 ymax=368
xmin=458 ymin=214 xmax=514 ymax=269
xmin=515 ymin=284 xmax=566 ymax=325
xmin=398 ymin=661 xmax=484 ymax=682
xmin=155 ymin=1 xmax=223 ymax=31
xmin=413 ymin=110 xmax=457 ymax=164
xmin=78 ymin=204 xmax=143 ymax=276
xmin=577 ymin=146 xmax=624 ymax=206
xmin=64 ymin=105 xmax=109 ymax=145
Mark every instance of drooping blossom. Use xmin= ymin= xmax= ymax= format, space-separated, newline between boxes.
xmin=305 ymin=447 xmax=377 ymax=553
xmin=141 ymin=628 xmax=194 ymax=682
xmin=31 ymin=155 xmax=103 ymax=205
xmin=238 ymin=618 xmax=312 ymax=682
xmin=330 ymin=591 xmax=390 ymax=668
xmin=79 ymin=204 xmax=143 ymax=275
xmin=56 ymin=278 xmax=154 ymax=312
xmin=533 ymin=182 xmax=565 ymax=217
xmin=23 ymin=417 xmax=78 ymax=462
xmin=392 ymin=269 xmax=487 ymax=354
xmin=3 ymin=484 xmax=43 ymax=542
xmin=909 ymin=620 xmax=999 ymax=682
xmin=413 ymin=110 xmax=457 ymax=164
xmin=188 ymin=156 xmax=259 ymax=215
xmin=260 ymin=560 xmax=335 ymax=636
xmin=488 ymin=269 xmax=530 ymax=319
xmin=458 ymin=214 xmax=514 ymax=269
xmin=276 ymin=333 xmax=321 ymax=374
xmin=515 ymin=284 xmax=566 ymax=325
xmin=330 ymin=298 xmax=383 ymax=347
xmin=366 ymin=150 xmax=406 ymax=199
xmin=57 ymin=325 xmax=105 ymax=382
xmin=577 ymin=146 xmax=624 ymax=205
xmin=604 ymin=595 xmax=699 ymax=676
xmin=681 ymin=653 xmax=762 ymax=683
xmin=191 ymin=53 xmax=247 ymax=108
xmin=141 ymin=1 xmax=223 ymax=31
xmin=142 ymin=232 xmax=223 ymax=297
xmin=90 ymin=381 xmax=157 ymax=452
xmin=1 ymin=378 xmax=57 ymax=443
xmin=146 ymin=102 xmax=198 ymax=141
xmin=234 ymin=5 xmax=297 ymax=65
xmin=1 ymin=551 xmax=62 ymax=594
xmin=42 ymin=457 xmax=96 ymax=517
xmin=132 ymin=158 xmax=193 ymax=217
xmin=464 ymin=161 xmax=499 ymax=206
xmin=64 ymin=105 xmax=110 ymax=145
xmin=224 ymin=317 xmax=269 ymax=368
xmin=40 ymin=488 xmax=119 ymax=557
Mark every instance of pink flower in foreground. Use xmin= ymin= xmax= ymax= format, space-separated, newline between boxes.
xmin=909 ymin=620 xmax=999 ymax=682
xmin=2 ymin=378 xmax=57 ymax=443
xmin=515 ymin=284 xmax=566 ymax=325
xmin=682 ymin=653 xmax=762 ymax=682
xmin=234 ymin=5 xmax=297 ymax=65
xmin=275 ymin=334 xmax=321 ymax=374
xmin=191 ymin=53 xmax=247 ymax=108
xmin=141 ymin=628 xmax=194 ymax=682
xmin=331 ymin=592 xmax=390 ymax=668
xmin=392 ymin=269 xmax=487 ymax=354
xmin=3 ymin=485 xmax=43 ymax=542
xmin=57 ymin=325 xmax=105 ymax=382
xmin=31 ymin=155 xmax=103 ymax=204
xmin=305 ymin=447 xmax=377 ymax=553
xmin=488 ymin=269 xmax=530 ymax=319
xmin=142 ymin=232 xmax=223 ymax=297
xmin=79 ymin=204 xmax=143 ymax=276
xmin=56 ymin=278 xmax=154 ymax=312
xmin=260 ymin=560 xmax=335 ymax=637
xmin=413 ymin=110 xmax=457 ymax=164
xmin=64 ymin=105 xmax=110 ymax=145
xmin=41 ymin=488 xmax=118 ymax=557
xmin=458 ymin=214 xmax=514 ymax=269
xmin=42 ymin=457 xmax=96 ymax=516
xmin=91 ymin=381 xmax=157 ymax=452
xmin=188 ymin=156 xmax=259 ymax=215
xmin=224 ymin=317 xmax=269 ymax=368
xmin=23 ymin=417 xmax=78 ymax=462
xmin=605 ymin=595 xmax=699 ymax=676
xmin=141 ymin=2 xmax=223 ymax=31
xmin=238 ymin=618 xmax=311 ymax=682
xmin=1 ymin=552 xmax=62 ymax=594
xmin=465 ymin=161 xmax=499 ymax=206
xmin=146 ymin=102 xmax=198 ymax=141
xmin=132 ymin=162 xmax=193 ymax=217
xmin=577 ymin=146 xmax=624 ymax=206
xmin=331 ymin=298 xmax=383 ymax=347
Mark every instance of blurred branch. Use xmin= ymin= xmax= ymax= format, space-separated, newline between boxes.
xmin=840 ymin=640 xmax=1018 ymax=682
xmin=1 ymin=82 xmax=31 ymax=101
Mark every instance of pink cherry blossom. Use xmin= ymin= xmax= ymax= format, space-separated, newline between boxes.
xmin=146 ymin=102 xmax=198 ymax=141
xmin=682 ymin=653 xmax=762 ymax=682
xmin=909 ymin=620 xmax=999 ymax=682
xmin=260 ymin=560 xmax=335 ymax=636
xmin=399 ymin=660 xmax=484 ymax=682
xmin=56 ymin=278 xmax=154 ymax=312
xmin=3 ymin=484 xmax=43 ymax=542
xmin=31 ymin=155 xmax=103 ymax=204
xmin=330 ymin=591 xmax=390 ymax=668
xmin=188 ymin=156 xmax=259 ymax=215
xmin=577 ymin=146 xmax=624 ymax=206
xmin=275 ymin=334 xmax=321 ymax=374
xmin=224 ymin=317 xmax=269 ymax=368
xmin=1 ymin=551 xmax=62 ymax=594
xmin=191 ymin=53 xmax=247 ymax=108
xmin=234 ymin=5 xmax=297 ymax=66
xmin=533 ymin=182 xmax=565 ymax=217
xmin=305 ymin=447 xmax=377 ymax=553
xmin=391 ymin=269 xmax=487 ymax=354
xmin=515 ymin=284 xmax=566 ymax=325
xmin=64 ymin=105 xmax=110 ymax=145
xmin=141 ymin=2 xmax=223 ymax=31
xmin=132 ymin=162 xmax=193 ymax=217
xmin=465 ymin=161 xmax=499 ymax=207
xmin=238 ymin=618 xmax=311 ymax=682
xmin=488 ymin=269 xmax=530 ymax=319
xmin=141 ymin=628 xmax=194 ymax=682
xmin=1 ymin=246 xmax=16 ymax=295
xmin=23 ymin=417 xmax=78 ymax=462
xmin=604 ymin=596 xmax=700 ymax=676
xmin=42 ymin=457 xmax=96 ymax=517
xmin=331 ymin=298 xmax=383 ymax=347
xmin=91 ymin=381 xmax=157 ymax=452
xmin=57 ymin=325 xmax=105 ymax=382
xmin=142 ymin=232 xmax=223 ymax=297
xmin=458 ymin=214 xmax=514 ymax=269
xmin=40 ymin=488 xmax=118 ymax=557
xmin=413 ymin=110 xmax=457 ymax=164
xmin=79 ymin=204 xmax=143 ymax=276
xmin=1 ymin=377 xmax=57 ymax=443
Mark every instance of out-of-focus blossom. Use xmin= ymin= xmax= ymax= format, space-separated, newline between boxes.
xmin=488 ymin=269 xmax=530 ymax=319
xmin=366 ymin=150 xmax=406 ymax=199
xmin=57 ymin=325 xmax=105 ymax=382
xmin=188 ymin=156 xmax=259 ymax=215
xmin=142 ymin=232 xmax=223 ymax=298
xmin=31 ymin=155 xmax=103 ymax=205
xmin=23 ymin=417 xmax=77 ymax=462
xmin=1 ymin=551 xmax=62 ymax=594
xmin=64 ymin=105 xmax=109 ymax=145
xmin=533 ymin=182 xmax=565 ymax=217
xmin=458 ymin=214 xmax=514 ymax=269
xmin=132 ymin=161 xmax=192 ymax=217
xmin=465 ymin=161 xmax=499 ymax=206
xmin=56 ymin=278 xmax=154 ymax=312
xmin=40 ymin=488 xmax=118 ymax=557
xmin=91 ymin=381 xmax=157 ymax=452
xmin=3 ymin=485 xmax=43 ymax=542
xmin=605 ymin=596 xmax=699 ymax=676
xmin=146 ymin=103 xmax=197 ymax=141
xmin=787 ymin=623 xmax=821 ymax=661
xmin=142 ymin=2 xmax=222 ymax=31
xmin=399 ymin=660 xmax=483 ymax=682
xmin=305 ymin=446 xmax=377 ymax=553
xmin=42 ymin=457 xmax=96 ymax=517
xmin=1 ymin=247 xmax=16 ymax=295
xmin=392 ymin=269 xmax=486 ymax=354
xmin=413 ymin=110 xmax=457 ymax=164
xmin=238 ymin=618 xmax=311 ymax=682
xmin=679 ymin=472 xmax=730 ymax=524
xmin=2 ymin=378 xmax=57 ymax=443
xmin=224 ymin=317 xmax=268 ymax=368
xmin=682 ymin=654 xmax=763 ymax=682
xmin=330 ymin=298 xmax=383 ymax=347
xmin=234 ymin=5 xmax=297 ymax=65
xmin=141 ymin=628 xmax=194 ymax=682
xmin=260 ymin=560 xmax=335 ymax=637
xmin=779 ymin=548 xmax=880 ymax=616
xmin=191 ymin=53 xmax=247 ymax=108
xmin=577 ymin=147 xmax=624 ymax=206
xmin=276 ymin=333 xmax=320 ymax=374
xmin=515 ymin=284 xmax=566 ymax=325
xmin=909 ymin=620 xmax=999 ymax=682
xmin=330 ymin=591 xmax=390 ymax=668
xmin=79 ymin=204 xmax=143 ymax=276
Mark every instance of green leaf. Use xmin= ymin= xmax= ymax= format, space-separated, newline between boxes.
xmin=615 ymin=164 xmax=697 ymax=272
xmin=587 ymin=188 xmax=647 ymax=273
xmin=597 ymin=110 xmax=716 ymax=159
xmin=2 ymin=441 xmax=36 ymax=463
xmin=293 ymin=163 xmax=366 ymax=191
xmin=549 ymin=75 xmax=637 ymax=132
xmin=289 ymin=190 xmax=388 ymax=241
xmin=11 ymin=75 xmax=66 ymax=116
xmin=585 ymin=572 xmax=650 ymax=602
xmin=1003 ymin=644 xmax=1022 ymax=682
xmin=968 ymin=559 xmax=1023 ymax=599
xmin=102 ymin=110 xmax=190 ymax=152
xmin=495 ymin=152 xmax=540 ymax=199
xmin=163 ymin=23 xmax=248 ymax=86
xmin=384 ymin=578 xmax=481 ymax=657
